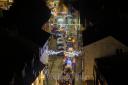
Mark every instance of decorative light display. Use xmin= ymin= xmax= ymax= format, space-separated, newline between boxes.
xmin=46 ymin=50 xmax=64 ymax=55
xmin=46 ymin=50 xmax=81 ymax=56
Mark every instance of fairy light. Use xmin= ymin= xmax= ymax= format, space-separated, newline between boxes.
xmin=46 ymin=50 xmax=81 ymax=56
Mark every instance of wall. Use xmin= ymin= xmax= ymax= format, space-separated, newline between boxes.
xmin=83 ymin=36 xmax=128 ymax=82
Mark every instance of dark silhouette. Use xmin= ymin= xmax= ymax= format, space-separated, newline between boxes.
xmin=0 ymin=0 xmax=51 ymax=85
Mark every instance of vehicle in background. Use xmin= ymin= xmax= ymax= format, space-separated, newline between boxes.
xmin=57 ymin=46 xmax=64 ymax=50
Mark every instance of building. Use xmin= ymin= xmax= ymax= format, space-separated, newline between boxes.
xmin=82 ymin=36 xmax=128 ymax=85
xmin=94 ymin=52 xmax=128 ymax=85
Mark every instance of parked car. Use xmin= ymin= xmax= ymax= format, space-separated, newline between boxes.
xmin=57 ymin=46 xmax=64 ymax=50
xmin=57 ymin=37 xmax=63 ymax=41
xmin=57 ymin=43 xmax=64 ymax=46
xmin=57 ymin=38 xmax=64 ymax=45
xmin=55 ymin=32 xmax=62 ymax=38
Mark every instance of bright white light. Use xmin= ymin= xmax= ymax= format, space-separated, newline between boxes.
xmin=51 ymin=11 xmax=54 ymax=14
xmin=46 ymin=50 xmax=64 ymax=55
xmin=58 ymin=18 xmax=64 ymax=23
xmin=9 ymin=0 xmax=13 ymax=2
xmin=46 ymin=50 xmax=81 ymax=56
